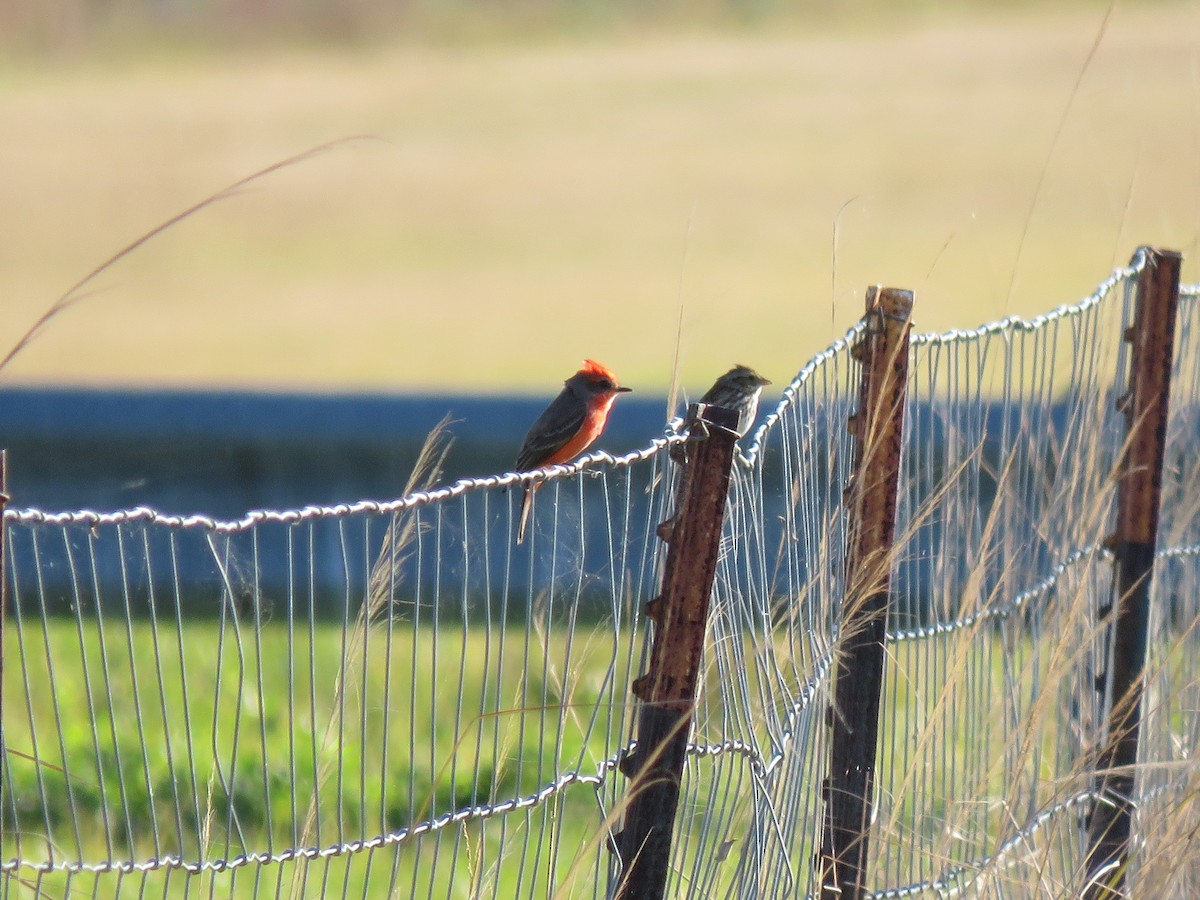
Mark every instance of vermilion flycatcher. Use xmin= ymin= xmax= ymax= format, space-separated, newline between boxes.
xmin=515 ymin=359 xmax=632 ymax=544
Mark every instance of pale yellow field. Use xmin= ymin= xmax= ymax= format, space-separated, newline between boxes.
xmin=1 ymin=3 xmax=1198 ymax=394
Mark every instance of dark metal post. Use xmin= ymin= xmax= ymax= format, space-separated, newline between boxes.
xmin=818 ymin=287 xmax=913 ymax=900
xmin=614 ymin=403 xmax=740 ymax=900
xmin=1084 ymin=247 xmax=1182 ymax=897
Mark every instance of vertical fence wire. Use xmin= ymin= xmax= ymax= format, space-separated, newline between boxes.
xmin=870 ymin=257 xmax=1135 ymax=896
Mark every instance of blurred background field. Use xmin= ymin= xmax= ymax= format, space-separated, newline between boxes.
xmin=1 ymin=0 xmax=1197 ymax=395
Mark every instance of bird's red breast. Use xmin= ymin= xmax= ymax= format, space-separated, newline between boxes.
xmin=540 ymin=392 xmax=619 ymax=466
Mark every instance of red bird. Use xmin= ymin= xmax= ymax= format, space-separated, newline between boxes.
xmin=515 ymin=359 xmax=632 ymax=544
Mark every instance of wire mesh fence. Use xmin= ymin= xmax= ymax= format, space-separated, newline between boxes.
xmin=3 ymin=252 xmax=1200 ymax=897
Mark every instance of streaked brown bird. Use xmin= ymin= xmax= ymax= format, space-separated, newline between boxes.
xmin=699 ymin=364 xmax=771 ymax=437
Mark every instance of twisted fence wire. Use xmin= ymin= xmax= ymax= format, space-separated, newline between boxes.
xmin=2 ymin=265 xmax=1199 ymax=898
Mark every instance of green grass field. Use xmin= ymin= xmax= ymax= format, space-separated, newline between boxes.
xmin=3 ymin=618 xmax=641 ymax=897
xmin=1 ymin=3 xmax=1197 ymax=394
xmin=9 ymin=608 xmax=1188 ymax=896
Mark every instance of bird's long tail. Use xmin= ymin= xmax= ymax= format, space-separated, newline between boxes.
xmin=517 ymin=484 xmax=535 ymax=545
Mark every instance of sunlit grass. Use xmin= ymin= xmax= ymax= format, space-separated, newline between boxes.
xmin=3 ymin=619 xmax=635 ymax=897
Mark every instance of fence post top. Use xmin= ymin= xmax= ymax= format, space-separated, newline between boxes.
xmin=865 ymin=286 xmax=915 ymax=320
xmin=689 ymin=402 xmax=741 ymax=433
xmin=1135 ymin=245 xmax=1182 ymax=264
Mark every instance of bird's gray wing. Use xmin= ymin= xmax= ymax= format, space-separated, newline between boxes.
xmin=515 ymin=390 xmax=588 ymax=471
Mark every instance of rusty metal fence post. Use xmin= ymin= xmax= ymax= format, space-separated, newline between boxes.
xmin=818 ymin=287 xmax=914 ymax=900
xmin=1084 ymin=247 xmax=1182 ymax=897
xmin=614 ymin=403 xmax=740 ymax=900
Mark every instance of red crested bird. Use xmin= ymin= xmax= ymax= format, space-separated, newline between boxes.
xmin=699 ymin=364 xmax=772 ymax=437
xmin=515 ymin=359 xmax=632 ymax=544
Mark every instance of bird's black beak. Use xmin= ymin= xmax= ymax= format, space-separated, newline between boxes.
xmin=617 ymin=386 xmax=633 ymax=393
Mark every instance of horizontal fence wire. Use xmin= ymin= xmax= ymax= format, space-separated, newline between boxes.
xmin=3 ymin=267 xmax=1200 ymax=898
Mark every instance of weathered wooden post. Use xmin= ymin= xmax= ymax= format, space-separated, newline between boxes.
xmin=818 ymin=287 xmax=913 ymax=899
xmin=614 ymin=403 xmax=740 ymax=900
xmin=1084 ymin=247 xmax=1182 ymax=897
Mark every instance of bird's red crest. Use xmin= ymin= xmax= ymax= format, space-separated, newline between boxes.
xmin=579 ymin=359 xmax=620 ymax=382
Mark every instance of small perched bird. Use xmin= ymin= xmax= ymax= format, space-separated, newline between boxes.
xmin=515 ymin=359 xmax=632 ymax=544
xmin=699 ymin=364 xmax=772 ymax=437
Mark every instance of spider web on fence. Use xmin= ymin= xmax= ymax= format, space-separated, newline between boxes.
xmin=3 ymin=259 xmax=1200 ymax=898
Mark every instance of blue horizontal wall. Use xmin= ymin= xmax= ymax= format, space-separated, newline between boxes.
xmin=0 ymin=386 xmax=674 ymax=516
